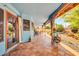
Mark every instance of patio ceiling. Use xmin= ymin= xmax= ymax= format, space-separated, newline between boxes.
xmin=11 ymin=3 xmax=61 ymax=26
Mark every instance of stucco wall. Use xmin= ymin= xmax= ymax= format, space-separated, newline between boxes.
xmin=22 ymin=14 xmax=34 ymax=42
xmin=0 ymin=3 xmax=20 ymax=56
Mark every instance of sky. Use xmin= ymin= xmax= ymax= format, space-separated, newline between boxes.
xmin=55 ymin=17 xmax=70 ymax=28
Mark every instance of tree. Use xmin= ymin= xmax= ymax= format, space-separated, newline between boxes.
xmin=61 ymin=5 xmax=79 ymax=33
xmin=45 ymin=26 xmax=50 ymax=29
xmin=56 ymin=24 xmax=64 ymax=32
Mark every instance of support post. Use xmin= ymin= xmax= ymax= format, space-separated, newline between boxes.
xmin=51 ymin=18 xmax=55 ymax=43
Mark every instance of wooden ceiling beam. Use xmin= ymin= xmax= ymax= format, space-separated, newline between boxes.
xmin=53 ymin=3 xmax=79 ymax=19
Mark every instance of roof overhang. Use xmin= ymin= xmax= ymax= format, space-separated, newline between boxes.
xmin=43 ymin=3 xmax=79 ymax=26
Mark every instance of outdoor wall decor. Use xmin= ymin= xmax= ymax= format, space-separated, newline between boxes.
xmin=23 ymin=19 xmax=30 ymax=31
xmin=0 ymin=8 xmax=4 ymax=42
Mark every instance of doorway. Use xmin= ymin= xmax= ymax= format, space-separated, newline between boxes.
xmin=6 ymin=11 xmax=19 ymax=48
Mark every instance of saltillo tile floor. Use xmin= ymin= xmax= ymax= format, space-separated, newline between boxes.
xmin=7 ymin=33 xmax=74 ymax=56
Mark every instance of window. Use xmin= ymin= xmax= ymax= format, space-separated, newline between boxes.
xmin=23 ymin=20 xmax=30 ymax=31
xmin=0 ymin=8 xmax=4 ymax=42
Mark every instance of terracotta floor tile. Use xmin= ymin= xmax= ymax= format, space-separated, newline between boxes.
xmin=7 ymin=33 xmax=74 ymax=56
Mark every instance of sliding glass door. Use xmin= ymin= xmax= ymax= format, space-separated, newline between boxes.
xmin=6 ymin=11 xmax=19 ymax=48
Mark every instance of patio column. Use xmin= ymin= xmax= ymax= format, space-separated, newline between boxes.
xmin=51 ymin=18 xmax=55 ymax=41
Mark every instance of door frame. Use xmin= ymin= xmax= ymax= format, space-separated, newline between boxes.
xmin=5 ymin=10 xmax=19 ymax=49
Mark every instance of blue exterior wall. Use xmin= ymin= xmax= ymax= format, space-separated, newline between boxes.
xmin=0 ymin=42 xmax=6 ymax=55
xmin=22 ymin=31 xmax=31 ymax=42
xmin=22 ymin=14 xmax=31 ymax=42
xmin=0 ymin=3 xmax=20 ymax=56
xmin=0 ymin=3 xmax=34 ymax=55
